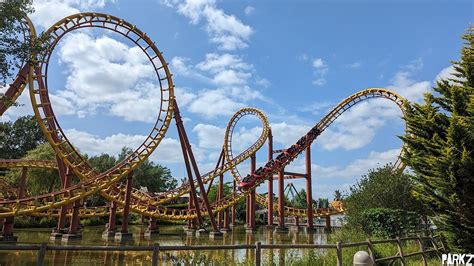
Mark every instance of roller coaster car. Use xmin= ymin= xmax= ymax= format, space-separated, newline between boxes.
xmin=296 ymin=138 xmax=306 ymax=147
xmin=254 ymin=167 xmax=264 ymax=176
xmin=286 ymin=145 xmax=297 ymax=155
xmin=275 ymin=152 xmax=286 ymax=163
xmin=240 ymin=174 xmax=255 ymax=188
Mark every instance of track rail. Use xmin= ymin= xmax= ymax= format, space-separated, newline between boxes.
xmin=0 ymin=12 xmax=407 ymax=220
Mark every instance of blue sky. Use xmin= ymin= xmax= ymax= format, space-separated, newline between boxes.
xmin=2 ymin=0 xmax=471 ymax=199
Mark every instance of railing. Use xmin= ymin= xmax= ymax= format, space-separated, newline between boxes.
xmin=0 ymin=235 xmax=446 ymax=266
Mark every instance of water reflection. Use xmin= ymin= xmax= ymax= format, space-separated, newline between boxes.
xmin=0 ymin=225 xmax=332 ymax=265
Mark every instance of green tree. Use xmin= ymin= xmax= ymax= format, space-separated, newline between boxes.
xmin=117 ymin=146 xmax=177 ymax=193
xmin=86 ymin=153 xmax=118 ymax=206
xmin=344 ymin=165 xmax=425 ymax=228
xmin=5 ymin=143 xmax=60 ymax=195
xmin=334 ymin=190 xmax=342 ymax=201
xmin=401 ymin=29 xmax=474 ymax=252
xmin=88 ymin=153 xmax=117 ymax=172
xmin=207 ymin=182 xmax=233 ymax=203
xmin=133 ymin=160 xmax=177 ymax=193
xmin=0 ymin=115 xmax=46 ymax=159
xmin=0 ymin=0 xmax=34 ymax=86
xmin=290 ymin=189 xmax=307 ymax=208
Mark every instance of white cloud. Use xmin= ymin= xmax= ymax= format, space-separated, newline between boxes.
xmin=196 ymin=53 xmax=252 ymax=73
xmin=193 ymin=123 xmax=224 ymax=149
xmin=64 ymin=128 xmax=183 ymax=163
xmin=244 ymin=6 xmax=254 ymax=16
xmin=284 ymin=148 xmax=400 ymax=198
xmin=256 ymin=77 xmax=270 ymax=88
xmin=169 ymin=53 xmax=265 ymax=117
xmin=311 ymin=58 xmax=329 ymax=87
xmin=0 ymin=86 xmax=34 ymax=122
xmin=188 ymin=89 xmax=245 ymax=118
xmin=299 ymin=101 xmax=333 ymax=115
xmin=175 ymin=87 xmax=197 ymax=106
xmin=347 ymin=62 xmax=362 ymax=69
xmin=434 ymin=65 xmax=464 ymax=85
xmin=172 ymin=53 xmax=254 ymax=87
xmin=387 ymin=71 xmax=431 ymax=103
xmin=312 ymin=78 xmax=326 ymax=87
xmin=30 ymin=0 xmax=113 ymax=29
xmin=49 ymin=32 xmax=164 ymax=122
xmin=315 ymin=59 xmax=432 ymax=151
xmin=193 ymin=122 xmax=263 ymax=153
xmin=213 ymin=69 xmax=251 ymax=86
xmin=403 ymin=57 xmax=423 ymax=72
xmin=288 ymin=148 xmax=400 ymax=180
xmin=271 ymin=122 xmax=311 ymax=147
xmin=171 ymin=56 xmax=211 ymax=82
xmin=165 ymin=0 xmax=253 ymax=50
xmin=312 ymin=58 xmax=326 ymax=69
xmin=298 ymin=53 xmax=309 ymax=61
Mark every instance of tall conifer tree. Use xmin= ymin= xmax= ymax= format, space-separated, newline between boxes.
xmin=401 ymin=28 xmax=473 ymax=252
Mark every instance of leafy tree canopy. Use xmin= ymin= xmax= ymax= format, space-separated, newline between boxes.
xmin=5 ymin=143 xmax=59 ymax=195
xmin=0 ymin=115 xmax=46 ymax=159
xmin=0 ymin=0 xmax=34 ymax=86
xmin=343 ymin=164 xmax=426 ymax=228
xmin=104 ymin=146 xmax=178 ymax=193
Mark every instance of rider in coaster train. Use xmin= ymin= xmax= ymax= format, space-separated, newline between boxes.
xmin=240 ymin=127 xmax=321 ymax=188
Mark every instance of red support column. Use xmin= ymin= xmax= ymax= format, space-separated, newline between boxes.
xmin=325 ymin=216 xmax=332 ymax=232
xmin=217 ymin=171 xmax=224 ymax=228
xmin=1 ymin=167 xmax=28 ymax=242
xmin=245 ymin=195 xmax=249 ymax=226
xmin=145 ymin=215 xmax=159 ymax=238
xmin=223 ymin=208 xmax=230 ymax=231
xmin=1 ymin=217 xmax=15 ymax=240
xmin=247 ymin=154 xmax=256 ymax=232
xmin=231 ymin=179 xmax=236 ymax=227
xmin=115 ymin=172 xmax=134 ymax=241
xmin=121 ymin=172 xmax=133 ymax=233
xmin=305 ymin=145 xmax=314 ymax=231
xmin=103 ymin=201 xmax=117 ymax=238
xmin=149 ymin=218 xmax=157 ymax=232
xmin=178 ymin=125 xmax=204 ymax=227
xmin=55 ymin=160 xmax=70 ymax=235
xmin=69 ymin=201 xmax=80 ymax=234
xmin=186 ymin=195 xmax=196 ymax=231
xmin=174 ymin=100 xmax=221 ymax=236
xmin=267 ymin=129 xmax=274 ymax=228
xmin=276 ymin=168 xmax=287 ymax=232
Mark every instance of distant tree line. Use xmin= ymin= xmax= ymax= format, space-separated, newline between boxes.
xmin=0 ymin=115 xmax=178 ymax=207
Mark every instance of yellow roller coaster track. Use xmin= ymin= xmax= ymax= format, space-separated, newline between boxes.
xmin=0 ymin=12 xmax=407 ymax=220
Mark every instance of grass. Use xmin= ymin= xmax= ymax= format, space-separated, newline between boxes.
xmin=263 ymin=227 xmax=442 ymax=265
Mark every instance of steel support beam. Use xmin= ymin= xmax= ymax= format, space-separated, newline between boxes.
xmin=120 ymin=172 xmax=133 ymax=234
xmin=174 ymin=100 xmax=219 ymax=233
xmin=248 ymin=154 xmax=256 ymax=230
xmin=267 ymin=129 xmax=274 ymax=227
xmin=231 ymin=179 xmax=236 ymax=227
xmin=68 ymin=200 xmax=80 ymax=234
xmin=305 ymin=145 xmax=314 ymax=230
xmin=217 ymin=165 xmax=224 ymax=228
xmin=107 ymin=201 xmax=117 ymax=233
xmin=56 ymin=159 xmax=70 ymax=233
xmin=277 ymin=168 xmax=286 ymax=230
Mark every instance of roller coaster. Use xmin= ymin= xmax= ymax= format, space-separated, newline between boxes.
xmin=0 ymin=13 xmax=406 ymax=241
